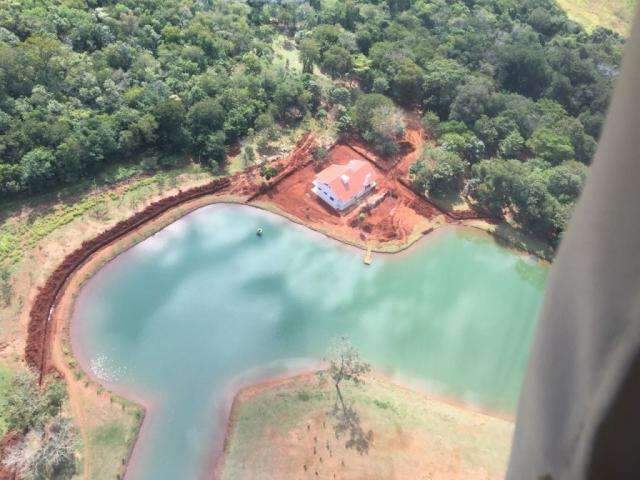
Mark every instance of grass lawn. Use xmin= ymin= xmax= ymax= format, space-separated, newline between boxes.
xmin=72 ymin=394 xmax=142 ymax=480
xmin=272 ymin=34 xmax=303 ymax=73
xmin=220 ymin=373 xmax=514 ymax=480
xmin=0 ymin=362 xmax=11 ymax=437
xmin=556 ymin=0 xmax=637 ymax=35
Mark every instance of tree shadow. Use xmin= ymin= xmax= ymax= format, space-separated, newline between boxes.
xmin=330 ymin=399 xmax=373 ymax=454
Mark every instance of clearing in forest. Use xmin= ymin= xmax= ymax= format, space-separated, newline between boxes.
xmin=556 ymin=0 xmax=636 ymax=35
xmin=251 ymin=117 xmax=454 ymax=252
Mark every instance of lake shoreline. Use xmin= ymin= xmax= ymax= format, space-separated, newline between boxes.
xmin=58 ymin=199 xmax=453 ymax=480
xmin=42 ymin=192 xmax=542 ymax=479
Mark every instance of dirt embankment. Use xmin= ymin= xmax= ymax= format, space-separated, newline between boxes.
xmin=253 ymin=126 xmax=456 ymax=250
xmin=25 ymin=176 xmax=233 ymax=379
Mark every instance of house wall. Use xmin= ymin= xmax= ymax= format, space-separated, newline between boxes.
xmin=312 ymin=180 xmax=375 ymax=212
xmin=312 ymin=181 xmax=342 ymax=210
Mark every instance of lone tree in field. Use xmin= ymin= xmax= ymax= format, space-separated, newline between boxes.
xmin=324 ymin=336 xmax=373 ymax=454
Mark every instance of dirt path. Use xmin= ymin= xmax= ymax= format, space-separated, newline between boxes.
xmin=50 ymin=332 xmax=91 ymax=480
xmin=394 ymin=111 xmax=428 ymax=178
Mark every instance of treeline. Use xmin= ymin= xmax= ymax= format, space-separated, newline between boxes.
xmin=0 ymin=1 xmax=624 ymax=243
xmin=0 ymin=1 xmax=322 ymax=198
xmin=270 ymin=0 xmax=621 ymax=246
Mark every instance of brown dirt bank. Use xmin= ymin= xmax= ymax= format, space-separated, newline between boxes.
xmin=25 ymin=176 xmax=232 ymax=379
xmin=214 ymin=371 xmax=514 ymax=480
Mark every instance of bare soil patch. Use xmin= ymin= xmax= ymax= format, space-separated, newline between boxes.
xmin=252 ymin=136 xmax=451 ymax=251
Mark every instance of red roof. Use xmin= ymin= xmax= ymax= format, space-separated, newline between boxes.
xmin=314 ymin=160 xmax=377 ymax=203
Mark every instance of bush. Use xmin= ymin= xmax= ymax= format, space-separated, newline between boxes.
xmin=371 ymin=76 xmax=389 ymax=94
xmin=158 ymin=154 xmax=187 ymax=169
xmin=421 ymin=111 xmax=441 ymax=138
xmin=0 ymin=372 xmax=66 ymax=434
xmin=3 ymin=416 xmax=77 ymax=479
xmin=260 ymin=165 xmax=279 ymax=180
xmin=353 ymin=94 xmax=405 ymax=156
xmin=410 ymin=147 xmax=468 ymax=197
xmin=440 ymin=132 xmax=485 ymax=163
xmin=312 ymin=146 xmax=328 ymax=167
xmin=254 ymin=112 xmax=275 ymax=133
xmin=0 ymin=267 xmax=12 ymax=307
xmin=139 ymin=155 xmax=159 ymax=172
xmin=499 ymin=130 xmax=526 ymax=158
xmin=526 ymin=127 xmax=574 ymax=164
xmin=329 ymin=87 xmax=351 ymax=107
xmin=297 ymin=390 xmax=311 ymax=402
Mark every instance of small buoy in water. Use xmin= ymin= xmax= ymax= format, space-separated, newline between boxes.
xmin=256 ymin=227 xmax=263 ymax=237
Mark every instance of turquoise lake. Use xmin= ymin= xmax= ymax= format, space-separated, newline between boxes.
xmin=71 ymin=204 xmax=547 ymax=480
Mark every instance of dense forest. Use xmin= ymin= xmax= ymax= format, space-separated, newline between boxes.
xmin=0 ymin=0 xmax=625 ymax=245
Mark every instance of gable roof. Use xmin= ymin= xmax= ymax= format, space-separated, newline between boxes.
xmin=314 ymin=160 xmax=376 ymax=203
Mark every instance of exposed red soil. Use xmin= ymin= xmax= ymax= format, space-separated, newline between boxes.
xmin=246 ymin=133 xmax=316 ymax=202
xmin=253 ymin=136 xmax=451 ymax=248
xmin=0 ymin=432 xmax=21 ymax=480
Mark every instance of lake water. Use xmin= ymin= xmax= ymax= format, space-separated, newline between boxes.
xmin=71 ymin=204 xmax=547 ymax=480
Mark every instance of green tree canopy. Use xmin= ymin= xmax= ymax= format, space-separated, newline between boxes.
xmin=353 ymin=93 xmax=405 ymax=156
xmin=410 ymin=147 xmax=468 ymax=197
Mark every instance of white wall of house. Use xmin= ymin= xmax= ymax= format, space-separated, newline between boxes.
xmin=312 ymin=180 xmax=375 ymax=212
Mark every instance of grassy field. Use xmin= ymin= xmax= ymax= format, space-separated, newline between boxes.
xmin=70 ymin=393 xmax=142 ymax=480
xmin=0 ymin=363 xmax=10 ymax=437
xmin=220 ymin=373 xmax=514 ymax=480
xmin=0 ymin=160 xmax=210 ymax=269
xmin=556 ymin=0 xmax=637 ymax=34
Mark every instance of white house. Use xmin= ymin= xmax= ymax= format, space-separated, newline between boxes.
xmin=312 ymin=160 xmax=377 ymax=212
